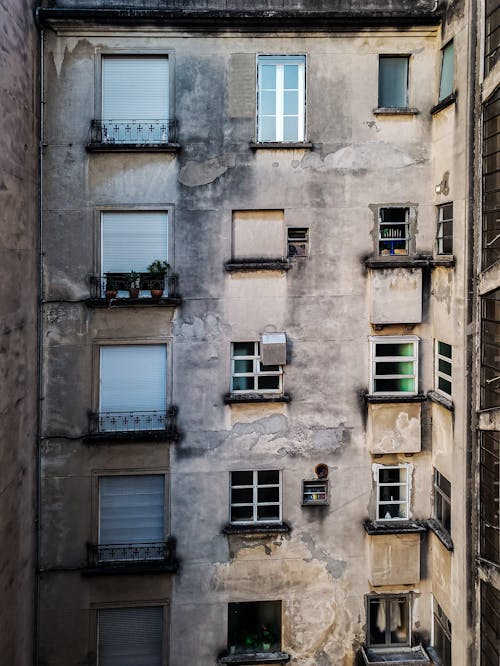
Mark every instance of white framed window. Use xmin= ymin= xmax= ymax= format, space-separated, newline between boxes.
xmin=97 ymin=606 xmax=163 ymax=666
xmin=433 ymin=468 xmax=451 ymax=535
xmin=98 ymin=475 xmax=165 ymax=561
xmin=101 ymin=211 xmax=169 ymax=297
xmin=436 ymin=203 xmax=453 ymax=255
xmin=257 ymin=55 xmax=305 ymax=143
xmin=369 ymin=336 xmax=419 ymax=396
xmin=378 ymin=207 xmax=410 ymax=256
xmin=230 ymin=470 xmax=282 ymax=524
xmin=99 ymin=345 xmax=167 ymax=431
xmin=438 ymin=41 xmax=454 ymax=102
xmin=435 ymin=340 xmax=452 ymax=399
xmin=366 ymin=594 xmax=410 ymax=647
xmin=378 ymin=56 xmax=409 ymax=109
xmin=375 ymin=464 xmax=410 ymax=521
xmin=231 ymin=342 xmax=283 ymax=393
xmin=101 ymin=55 xmax=170 ymax=143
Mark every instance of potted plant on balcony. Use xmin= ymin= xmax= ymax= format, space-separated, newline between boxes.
xmin=127 ymin=270 xmax=140 ymax=299
xmin=104 ymin=273 xmax=117 ymax=299
xmin=146 ymin=259 xmax=170 ymax=298
xmin=259 ymin=625 xmax=275 ymax=651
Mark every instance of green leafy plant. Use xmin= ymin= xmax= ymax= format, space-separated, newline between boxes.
xmin=127 ymin=270 xmax=140 ymax=288
xmin=147 ymin=259 xmax=170 ymax=276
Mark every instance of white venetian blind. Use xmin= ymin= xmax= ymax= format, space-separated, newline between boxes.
xmin=102 ymin=56 xmax=169 ymax=120
xmin=101 ymin=211 xmax=168 ymax=274
xmin=99 ymin=345 xmax=167 ymax=413
xmin=98 ymin=606 xmax=163 ymax=666
xmin=99 ymin=475 xmax=165 ymax=545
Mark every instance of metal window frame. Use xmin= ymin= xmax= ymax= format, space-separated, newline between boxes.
xmin=435 ymin=340 xmax=453 ymax=399
xmin=436 ymin=202 xmax=453 ymax=255
xmin=378 ymin=207 xmax=411 ymax=256
xmin=256 ymin=54 xmax=306 ymax=143
xmin=376 ymin=464 xmax=410 ymax=522
xmin=433 ymin=469 xmax=452 ymax=534
xmin=369 ymin=335 xmax=419 ymax=396
xmin=366 ymin=593 xmax=411 ymax=648
xmin=432 ymin=597 xmax=452 ymax=665
xmin=229 ymin=470 xmax=282 ymax=525
xmin=438 ymin=40 xmax=454 ymax=102
xmin=378 ymin=54 xmax=410 ymax=109
xmin=231 ymin=341 xmax=283 ymax=393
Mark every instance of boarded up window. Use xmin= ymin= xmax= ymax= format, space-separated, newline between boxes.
xmin=232 ymin=210 xmax=284 ymax=260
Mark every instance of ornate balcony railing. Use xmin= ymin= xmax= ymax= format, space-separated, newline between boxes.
xmin=88 ymin=407 xmax=178 ymax=438
xmin=88 ymin=272 xmax=179 ymax=302
xmin=89 ymin=118 xmax=178 ymax=145
xmin=87 ymin=538 xmax=177 ymax=571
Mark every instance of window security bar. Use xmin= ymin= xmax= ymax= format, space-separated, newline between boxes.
xmin=486 ymin=375 xmax=500 ymax=384
xmin=88 ymin=538 xmax=176 ymax=567
xmin=88 ymin=407 xmax=177 ymax=434
xmin=89 ymin=273 xmax=178 ymax=300
xmin=90 ymin=118 xmax=178 ymax=144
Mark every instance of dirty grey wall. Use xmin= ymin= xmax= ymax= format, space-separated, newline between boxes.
xmin=0 ymin=1 xmax=38 ymax=664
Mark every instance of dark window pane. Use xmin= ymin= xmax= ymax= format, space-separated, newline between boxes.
xmin=374 ymin=378 xmax=415 ymax=393
xmin=231 ymin=488 xmax=253 ymax=504
xmin=379 ymin=468 xmax=401 ymax=484
xmin=438 ymin=378 xmax=452 ymax=395
xmin=258 ymin=375 xmax=280 ymax=390
xmin=258 ymin=487 xmax=280 ymax=503
xmin=233 ymin=342 xmax=255 ymax=356
xmin=257 ymin=505 xmax=280 ymax=521
xmin=369 ymin=599 xmax=385 ymax=645
xmin=233 ymin=376 xmax=254 ymax=391
xmin=231 ymin=471 xmax=253 ymax=486
xmin=438 ymin=342 xmax=452 ymax=358
xmin=258 ymin=470 xmax=280 ymax=485
xmin=231 ymin=506 xmax=254 ymax=522
xmin=376 ymin=342 xmax=414 ymax=357
xmin=234 ymin=359 xmax=253 ymax=373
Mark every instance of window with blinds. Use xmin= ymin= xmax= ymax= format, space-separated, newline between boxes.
xmin=99 ymin=475 xmax=165 ymax=556
xmin=101 ymin=56 xmax=169 ymax=143
xmin=99 ymin=345 xmax=167 ymax=431
xmin=97 ymin=606 xmax=163 ymax=666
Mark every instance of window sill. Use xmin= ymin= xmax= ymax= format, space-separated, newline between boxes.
xmin=222 ymin=522 xmax=290 ymax=536
xmin=225 ymin=393 xmax=291 ymax=404
xmin=249 ymin=141 xmax=313 ymax=151
xmin=365 ymin=257 xmax=430 ymax=269
xmin=426 ymin=519 xmax=454 ymax=551
xmin=86 ymin=142 xmax=181 ymax=153
xmin=361 ymin=645 xmax=431 ymax=664
xmin=427 ymin=390 xmax=454 ymax=412
xmin=83 ymin=429 xmax=179 ymax=444
xmin=430 ymin=92 xmax=457 ymax=115
xmin=83 ymin=561 xmax=179 ymax=576
xmin=219 ymin=653 xmax=290 ymax=665
xmin=373 ymin=107 xmax=419 ymax=116
xmin=364 ymin=393 xmax=427 ymax=404
xmin=225 ymin=260 xmax=290 ymax=273
xmin=85 ymin=296 xmax=181 ymax=308
xmin=363 ymin=519 xmax=427 ymax=536
xmin=430 ymin=256 xmax=455 ymax=268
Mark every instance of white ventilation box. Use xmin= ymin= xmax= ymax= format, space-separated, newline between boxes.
xmin=260 ymin=332 xmax=287 ymax=366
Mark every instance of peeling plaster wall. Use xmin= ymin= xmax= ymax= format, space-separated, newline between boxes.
xmin=0 ymin=2 xmax=38 ymax=665
xmin=38 ymin=8 xmax=472 ymax=665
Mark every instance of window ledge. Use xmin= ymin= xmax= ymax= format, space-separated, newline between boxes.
xmin=430 ymin=256 xmax=455 ymax=268
xmin=83 ymin=429 xmax=179 ymax=444
xmin=85 ymin=296 xmax=181 ymax=308
xmin=425 ymin=646 xmax=444 ymax=665
xmin=222 ymin=522 xmax=291 ymax=536
xmin=82 ymin=561 xmax=179 ymax=576
xmin=361 ymin=645 xmax=431 ymax=664
xmin=225 ymin=260 xmax=290 ymax=273
xmin=364 ymin=393 xmax=427 ymax=404
xmin=86 ymin=142 xmax=181 ymax=153
xmin=373 ymin=107 xmax=419 ymax=116
xmin=426 ymin=519 xmax=454 ymax=551
xmin=249 ymin=141 xmax=313 ymax=150
xmin=363 ymin=519 xmax=428 ymax=536
xmin=365 ymin=257 xmax=430 ymax=269
xmin=430 ymin=92 xmax=457 ymax=115
xmin=427 ymin=390 xmax=454 ymax=412
xmin=225 ymin=393 xmax=291 ymax=404
xmin=219 ymin=653 xmax=290 ymax=665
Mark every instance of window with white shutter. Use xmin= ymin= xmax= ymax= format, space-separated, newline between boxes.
xmin=97 ymin=606 xmax=163 ymax=666
xmin=101 ymin=56 xmax=169 ymax=143
xmin=99 ymin=345 xmax=167 ymax=431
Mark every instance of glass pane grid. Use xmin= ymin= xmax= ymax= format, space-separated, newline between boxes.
xmin=230 ymin=471 xmax=281 ymax=524
xmin=231 ymin=342 xmax=282 ymax=393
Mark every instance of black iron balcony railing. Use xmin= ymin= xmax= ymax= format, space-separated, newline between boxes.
xmin=88 ymin=272 xmax=179 ymax=302
xmin=89 ymin=118 xmax=178 ymax=145
xmin=86 ymin=407 xmax=178 ymax=442
xmin=87 ymin=538 xmax=178 ymax=572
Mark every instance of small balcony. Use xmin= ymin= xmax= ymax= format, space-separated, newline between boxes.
xmin=85 ymin=538 xmax=178 ymax=575
xmin=86 ymin=273 xmax=181 ymax=308
xmin=87 ymin=118 xmax=181 ymax=152
xmin=84 ymin=407 xmax=178 ymax=443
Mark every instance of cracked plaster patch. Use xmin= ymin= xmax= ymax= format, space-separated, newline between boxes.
xmin=178 ymin=154 xmax=235 ymax=186
xmin=301 ymin=142 xmax=424 ymax=171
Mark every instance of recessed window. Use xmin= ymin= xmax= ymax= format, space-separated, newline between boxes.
xmin=302 ymin=480 xmax=328 ymax=506
xmin=367 ymin=595 xmax=410 ymax=647
xmin=101 ymin=56 xmax=170 ymax=144
xmin=230 ymin=470 xmax=281 ymax=524
xmin=376 ymin=465 xmax=409 ymax=521
xmin=257 ymin=55 xmax=305 ymax=142
xmin=433 ymin=600 xmax=452 ymax=666
xmin=438 ymin=42 xmax=454 ymax=102
xmin=433 ymin=469 xmax=451 ymax=535
xmin=378 ymin=56 xmax=409 ymax=109
xmin=378 ymin=208 xmax=410 ymax=256
xmin=435 ymin=341 xmax=452 ymax=399
xmin=436 ymin=203 xmax=453 ymax=255
xmin=231 ymin=342 xmax=283 ymax=393
xmin=232 ymin=210 xmax=284 ymax=260
xmin=287 ymin=228 xmax=309 ymax=257
xmin=228 ymin=601 xmax=281 ymax=655
xmin=369 ymin=336 xmax=419 ymax=396
xmin=97 ymin=606 xmax=163 ymax=666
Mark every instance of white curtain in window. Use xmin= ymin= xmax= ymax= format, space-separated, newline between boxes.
xmin=99 ymin=345 xmax=167 ymax=413
xmin=102 ymin=56 xmax=169 ymax=120
xmin=101 ymin=211 xmax=168 ymax=273
xmin=99 ymin=475 xmax=164 ymax=545
xmin=98 ymin=606 xmax=163 ymax=666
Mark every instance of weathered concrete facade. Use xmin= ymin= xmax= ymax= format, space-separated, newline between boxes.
xmin=36 ymin=1 xmax=485 ymax=665
xmin=0 ymin=1 xmax=39 ymax=665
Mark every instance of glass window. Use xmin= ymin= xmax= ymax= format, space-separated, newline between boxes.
xmin=228 ymin=601 xmax=281 ymax=655
xmin=378 ymin=208 xmax=410 ymax=256
xmin=436 ymin=203 xmax=453 ymax=255
xmin=435 ymin=341 xmax=453 ymax=399
xmin=434 ymin=469 xmax=451 ymax=534
xmin=370 ymin=336 xmax=419 ymax=395
xmin=438 ymin=42 xmax=454 ymax=101
xmin=367 ymin=595 xmax=410 ymax=647
xmin=376 ymin=465 xmax=409 ymax=521
xmin=231 ymin=342 xmax=283 ymax=393
xmin=230 ymin=470 xmax=281 ymax=524
xmin=378 ymin=56 xmax=409 ymax=108
xmin=433 ymin=600 xmax=452 ymax=666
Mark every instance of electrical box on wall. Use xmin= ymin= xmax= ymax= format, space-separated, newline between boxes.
xmin=302 ymin=480 xmax=329 ymax=506
xmin=260 ymin=332 xmax=287 ymax=366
